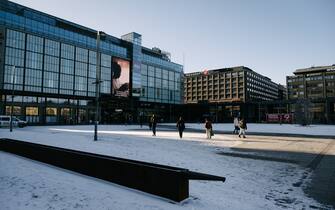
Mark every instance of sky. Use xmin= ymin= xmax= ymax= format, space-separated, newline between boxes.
xmin=11 ymin=0 xmax=335 ymax=84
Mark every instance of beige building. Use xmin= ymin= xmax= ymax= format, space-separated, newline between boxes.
xmin=287 ymin=65 xmax=335 ymax=123
xmin=184 ymin=66 xmax=280 ymax=104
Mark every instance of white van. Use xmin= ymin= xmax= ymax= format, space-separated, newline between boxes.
xmin=0 ymin=115 xmax=28 ymax=128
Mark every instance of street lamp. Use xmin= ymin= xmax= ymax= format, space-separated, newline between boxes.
xmin=10 ymin=65 xmax=16 ymax=132
xmin=94 ymin=31 xmax=106 ymax=141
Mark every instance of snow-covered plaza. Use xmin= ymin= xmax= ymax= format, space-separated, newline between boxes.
xmin=1 ymin=124 xmax=334 ymax=210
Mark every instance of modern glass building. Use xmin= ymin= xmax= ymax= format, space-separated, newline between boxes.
xmin=0 ymin=1 xmax=183 ymax=124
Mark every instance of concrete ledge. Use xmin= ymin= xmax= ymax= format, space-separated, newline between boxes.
xmin=0 ymin=138 xmax=225 ymax=202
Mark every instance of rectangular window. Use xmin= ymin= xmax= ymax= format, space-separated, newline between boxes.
xmin=60 ymin=59 xmax=74 ymax=74
xmin=88 ymin=64 xmax=96 ymax=78
xmin=162 ymin=69 xmax=168 ymax=80
xmin=101 ymin=54 xmax=111 ymax=67
xmin=26 ymin=107 xmax=39 ymax=115
xmin=75 ymin=62 xmax=88 ymax=77
xmin=5 ymin=47 xmax=25 ymax=67
xmin=45 ymin=39 xmax=60 ymax=56
xmin=76 ymin=47 xmax=88 ymax=63
xmin=27 ymin=34 xmax=43 ymax=53
xmin=156 ymin=68 xmax=162 ymax=78
xmin=162 ymin=79 xmax=168 ymax=89
xmin=6 ymin=29 xmax=25 ymax=49
xmin=74 ymin=76 xmax=87 ymax=92
xmin=61 ymin=43 xmax=74 ymax=60
xmin=155 ymin=78 xmax=162 ymax=88
xmin=89 ymin=51 xmax=96 ymax=65
xmin=148 ymin=87 xmax=155 ymax=99
xmin=3 ymin=66 xmax=24 ymax=90
xmin=43 ymin=71 xmax=59 ymax=88
xmin=59 ymin=74 xmax=74 ymax=94
xmin=44 ymin=56 xmax=59 ymax=72
xmin=169 ymin=71 xmax=175 ymax=81
xmin=26 ymin=52 xmax=43 ymax=70
xmin=141 ymin=64 xmax=147 ymax=75
xmin=148 ymin=77 xmax=154 ymax=87
xmin=148 ymin=66 xmax=155 ymax=76
xmin=25 ymin=68 xmax=42 ymax=92
xmin=141 ymin=75 xmax=147 ymax=86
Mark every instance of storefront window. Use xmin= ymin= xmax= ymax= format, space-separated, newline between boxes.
xmin=5 ymin=106 xmax=21 ymax=116
xmin=26 ymin=107 xmax=39 ymax=123
xmin=26 ymin=107 xmax=38 ymax=115
xmin=78 ymin=109 xmax=86 ymax=124
xmin=61 ymin=108 xmax=75 ymax=124
xmin=46 ymin=107 xmax=57 ymax=123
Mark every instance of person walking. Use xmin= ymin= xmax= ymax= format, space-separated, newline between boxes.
xmin=205 ymin=118 xmax=213 ymax=139
xmin=148 ymin=116 xmax=152 ymax=130
xmin=139 ymin=112 xmax=143 ymax=128
xmin=233 ymin=117 xmax=240 ymax=134
xmin=176 ymin=117 xmax=186 ymax=138
xmin=238 ymin=118 xmax=247 ymax=138
xmin=150 ymin=114 xmax=157 ymax=136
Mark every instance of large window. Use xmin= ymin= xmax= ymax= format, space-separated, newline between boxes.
xmin=6 ymin=29 xmax=25 ymax=49
xmin=26 ymin=107 xmax=39 ymax=123
xmin=139 ymin=63 xmax=183 ymax=104
xmin=60 ymin=59 xmax=74 ymax=74
xmin=5 ymin=47 xmax=25 ymax=67
xmin=4 ymin=66 xmax=24 ymax=90
xmin=45 ymin=39 xmax=60 ymax=56
xmin=26 ymin=51 xmax=43 ymax=69
xmin=43 ymin=71 xmax=58 ymax=93
xmin=59 ymin=74 xmax=74 ymax=95
xmin=88 ymin=50 xmax=97 ymax=96
xmin=46 ymin=107 xmax=57 ymax=123
xmin=61 ymin=43 xmax=74 ymax=60
xmin=44 ymin=56 xmax=59 ymax=72
xmin=27 ymin=34 xmax=43 ymax=53
xmin=25 ymin=68 xmax=42 ymax=92
xmin=76 ymin=47 xmax=88 ymax=63
xmin=75 ymin=62 xmax=87 ymax=77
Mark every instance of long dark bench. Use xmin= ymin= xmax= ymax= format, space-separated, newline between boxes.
xmin=0 ymin=138 xmax=225 ymax=202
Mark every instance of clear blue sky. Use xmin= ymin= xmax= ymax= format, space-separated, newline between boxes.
xmin=12 ymin=0 xmax=335 ymax=84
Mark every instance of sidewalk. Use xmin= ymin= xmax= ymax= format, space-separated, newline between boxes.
xmin=159 ymin=124 xmax=335 ymax=139
xmin=220 ymin=133 xmax=335 ymax=209
xmin=305 ymin=141 xmax=335 ymax=208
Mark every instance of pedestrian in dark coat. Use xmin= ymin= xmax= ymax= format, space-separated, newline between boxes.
xmin=150 ymin=114 xmax=157 ymax=136
xmin=148 ymin=116 xmax=152 ymax=130
xmin=238 ymin=118 xmax=247 ymax=138
xmin=233 ymin=117 xmax=240 ymax=134
xmin=176 ymin=117 xmax=186 ymax=138
xmin=205 ymin=118 xmax=213 ymax=139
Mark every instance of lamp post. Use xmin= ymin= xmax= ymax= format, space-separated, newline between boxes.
xmin=94 ymin=31 xmax=106 ymax=141
xmin=10 ymin=65 xmax=16 ymax=132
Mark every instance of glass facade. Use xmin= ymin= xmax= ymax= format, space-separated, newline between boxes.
xmin=0 ymin=3 xmax=128 ymax=58
xmin=140 ymin=63 xmax=182 ymax=104
xmin=3 ymin=29 xmax=114 ymax=96
xmin=0 ymin=1 xmax=184 ymax=124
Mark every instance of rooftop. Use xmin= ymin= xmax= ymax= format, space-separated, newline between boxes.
xmin=294 ymin=65 xmax=335 ymax=75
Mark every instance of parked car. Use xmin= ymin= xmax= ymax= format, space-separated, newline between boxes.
xmin=0 ymin=115 xmax=27 ymax=128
